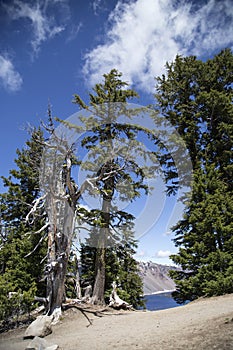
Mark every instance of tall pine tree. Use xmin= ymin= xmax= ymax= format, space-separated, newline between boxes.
xmin=74 ymin=70 xmax=153 ymax=306
xmin=155 ymin=49 xmax=233 ymax=302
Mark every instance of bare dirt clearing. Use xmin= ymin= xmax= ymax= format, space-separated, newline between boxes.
xmin=1 ymin=294 xmax=233 ymax=350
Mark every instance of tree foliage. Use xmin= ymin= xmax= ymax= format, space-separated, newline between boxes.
xmin=74 ymin=69 xmax=147 ymax=306
xmin=0 ymin=129 xmax=47 ymax=321
xmin=155 ymin=49 xmax=233 ymax=302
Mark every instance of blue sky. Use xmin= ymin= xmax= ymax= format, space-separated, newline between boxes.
xmin=1 ymin=0 xmax=233 ymax=265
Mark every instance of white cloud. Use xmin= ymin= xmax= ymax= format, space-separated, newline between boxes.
xmin=3 ymin=0 xmax=65 ymax=56
xmin=83 ymin=0 xmax=233 ymax=92
xmin=155 ymin=250 xmax=171 ymax=258
xmin=92 ymin=0 xmax=103 ymax=15
xmin=0 ymin=55 xmax=23 ymax=92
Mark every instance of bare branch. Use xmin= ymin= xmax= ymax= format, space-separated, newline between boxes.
xmin=73 ymin=164 xmax=126 ymax=201
xmin=40 ymin=254 xmax=48 ymax=265
xmin=101 ymin=164 xmax=125 ymax=181
xmin=25 ymin=222 xmax=49 ymax=236
xmin=25 ymin=194 xmax=46 ymax=223
xmin=24 ymin=231 xmax=48 ymax=258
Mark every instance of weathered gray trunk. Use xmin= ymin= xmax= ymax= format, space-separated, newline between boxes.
xmin=46 ymin=243 xmax=69 ymax=315
xmin=40 ymin=129 xmax=82 ymax=317
xmin=75 ymin=261 xmax=82 ymax=299
xmin=45 ymin=189 xmax=75 ymax=315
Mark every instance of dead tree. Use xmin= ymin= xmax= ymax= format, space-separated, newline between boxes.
xmin=109 ymin=282 xmax=132 ymax=310
xmin=38 ymin=122 xmax=84 ymax=316
xmin=24 ymin=115 xmax=82 ymax=318
xmin=25 ymin=116 xmax=124 ymax=318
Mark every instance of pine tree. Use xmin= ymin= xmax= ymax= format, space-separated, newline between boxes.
xmin=80 ymin=213 xmax=144 ymax=307
xmin=107 ymin=230 xmax=144 ymax=308
xmin=169 ymin=166 xmax=233 ymax=302
xmin=74 ymin=69 xmax=152 ymax=306
xmin=155 ymin=49 xmax=233 ymax=303
xmin=0 ymin=128 xmax=47 ymax=321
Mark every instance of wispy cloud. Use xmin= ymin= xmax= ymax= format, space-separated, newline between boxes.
xmin=92 ymin=0 xmax=101 ymax=15
xmin=0 ymin=55 xmax=23 ymax=92
xmin=83 ymin=0 xmax=233 ymax=92
xmin=3 ymin=0 xmax=65 ymax=56
xmin=66 ymin=23 xmax=83 ymax=42
xmin=155 ymin=250 xmax=171 ymax=259
xmin=92 ymin=0 xmax=106 ymax=15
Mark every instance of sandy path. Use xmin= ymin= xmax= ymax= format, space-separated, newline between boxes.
xmin=1 ymin=294 xmax=233 ymax=350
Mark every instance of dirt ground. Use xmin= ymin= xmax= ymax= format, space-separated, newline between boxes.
xmin=0 ymin=293 xmax=233 ymax=350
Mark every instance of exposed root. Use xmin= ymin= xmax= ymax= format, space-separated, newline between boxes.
xmin=61 ymin=301 xmax=124 ymax=327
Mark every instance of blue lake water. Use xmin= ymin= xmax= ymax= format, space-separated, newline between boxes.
xmin=143 ymin=292 xmax=182 ymax=311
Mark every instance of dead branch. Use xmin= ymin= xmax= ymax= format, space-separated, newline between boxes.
xmin=25 ymin=222 xmax=49 ymax=236
xmin=40 ymin=254 xmax=48 ymax=265
xmin=24 ymin=231 xmax=48 ymax=258
xmin=34 ymin=296 xmax=48 ymax=307
xmin=25 ymin=194 xmax=46 ymax=224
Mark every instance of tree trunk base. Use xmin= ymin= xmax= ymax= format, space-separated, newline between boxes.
xmin=50 ymin=307 xmax=62 ymax=325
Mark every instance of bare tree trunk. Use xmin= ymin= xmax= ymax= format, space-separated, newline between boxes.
xmin=74 ymin=260 xmax=82 ymax=299
xmin=46 ymin=247 xmax=69 ymax=315
xmin=45 ymin=182 xmax=75 ymax=316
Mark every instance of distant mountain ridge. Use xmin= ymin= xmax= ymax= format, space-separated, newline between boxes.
xmin=138 ymin=261 xmax=178 ymax=295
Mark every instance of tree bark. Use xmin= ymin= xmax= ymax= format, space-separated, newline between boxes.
xmin=91 ymin=245 xmax=106 ymax=305
xmin=45 ymin=184 xmax=75 ymax=316
xmin=46 ymin=249 xmax=69 ymax=316
xmin=91 ymin=194 xmax=112 ymax=305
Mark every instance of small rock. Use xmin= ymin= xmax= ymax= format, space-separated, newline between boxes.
xmin=25 ymin=336 xmax=59 ymax=350
xmin=24 ymin=315 xmax=53 ymax=339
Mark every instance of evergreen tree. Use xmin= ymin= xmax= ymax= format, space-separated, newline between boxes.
xmin=0 ymin=128 xmax=47 ymax=321
xmin=106 ymin=230 xmax=144 ymax=308
xmin=80 ymin=213 xmax=144 ymax=307
xmin=155 ymin=49 xmax=233 ymax=303
xmin=169 ymin=166 xmax=233 ymax=302
xmin=74 ymin=70 xmax=153 ymax=306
